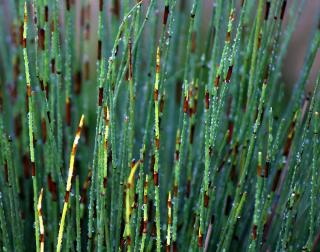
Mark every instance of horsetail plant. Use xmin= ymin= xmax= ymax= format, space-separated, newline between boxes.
xmin=0 ymin=0 xmax=319 ymax=251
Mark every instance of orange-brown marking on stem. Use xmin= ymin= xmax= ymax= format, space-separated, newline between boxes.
xmin=153 ymin=172 xmax=159 ymax=186
xmin=280 ymin=0 xmax=287 ymax=20
xmin=204 ymin=193 xmax=209 ymax=208
xmin=155 ymin=137 xmax=160 ymax=149
xmin=272 ymin=170 xmax=281 ymax=192
xmin=66 ymin=97 xmax=71 ymax=126
xmin=27 ymin=84 xmax=31 ymax=97
xmin=214 ymin=75 xmax=220 ymax=87
xmin=264 ymin=161 xmax=270 ymax=177
xmin=20 ymin=23 xmax=24 ymax=47
xmin=47 ymin=173 xmax=57 ymax=201
xmin=258 ymin=32 xmax=262 ymax=49
xmin=283 ymin=116 xmax=296 ymax=156
xmin=31 ymin=162 xmax=36 ymax=177
xmin=84 ymin=60 xmax=90 ymax=80
xmin=23 ymin=154 xmax=30 ymax=178
xmin=99 ymin=0 xmax=103 ymax=11
xmin=154 ymin=89 xmax=159 ymax=101
xmin=41 ymin=118 xmax=47 ymax=143
xmin=80 ymin=7 xmax=85 ymax=27
xmin=38 ymin=29 xmax=45 ymax=50
xmin=163 ymin=5 xmax=169 ymax=25
xmin=66 ymin=0 xmax=71 ymax=11
xmin=190 ymin=125 xmax=195 ymax=144
xmin=160 ymin=97 xmax=165 ymax=113
xmin=183 ymin=96 xmax=189 ymax=113
xmin=191 ymin=31 xmax=196 ymax=52
xmin=205 ymin=91 xmax=209 ymax=109
xmin=198 ymin=231 xmax=203 ymax=247
xmin=51 ymin=59 xmax=55 ymax=73
xmin=44 ymin=6 xmax=48 ymax=22
xmin=4 ymin=160 xmax=8 ymax=182
xmin=98 ymin=87 xmax=103 ymax=106
xmin=112 ymin=0 xmax=120 ymax=17
xmin=103 ymin=177 xmax=107 ymax=188
xmin=97 ymin=40 xmax=102 ymax=60
xmin=40 ymin=79 xmax=45 ymax=92
xmin=74 ymin=71 xmax=82 ymax=94
xmin=257 ymin=164 xmax=262 ymax=177
xmin=225 ymin=31 xmax=231 ymax=42
xmin=156 ymin=60 xmax=160 ymax=74
xmin=173 ymin=185 xmax=178 ymax=197
xmin=225 ymin=65 xmax=233 ymax=83
xmin=175 ymin=150 xmax=179 ymax=161
xmin=224 ymin=195 xmax=232 ymax=215
xmin=265 ymin=1 xmax=270 ymax=20
xmin=252 ymin=225 xmax=257 ymax=240
xmin=64 ymin=191 xmax=70 ymax=203
xmin=173 ymin=241 xmax=177 ymax=252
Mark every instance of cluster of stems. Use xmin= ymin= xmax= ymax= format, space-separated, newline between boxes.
xmin=0 ymin=0 xmax=319 ymax=251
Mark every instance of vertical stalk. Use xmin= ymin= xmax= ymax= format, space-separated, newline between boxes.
xmin=56 ymin=115 xmax=84 ymax=252
xmin=22 ymin=3 xmax=40 ymax=252
xmin=153 ymin=47 xmax=161 ymax=252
